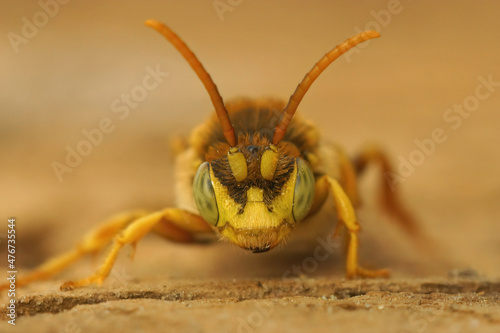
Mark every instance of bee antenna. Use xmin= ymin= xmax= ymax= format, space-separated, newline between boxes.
xmin=145 ymin=20 xmax=236 ymax=147
xmin=272 ymin=30 xmax=381 ymax=145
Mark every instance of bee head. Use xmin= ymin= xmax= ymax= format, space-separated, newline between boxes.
xmin=193 ymin=137 xmax=315 ymax=252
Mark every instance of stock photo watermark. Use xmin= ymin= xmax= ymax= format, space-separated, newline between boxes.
xmin=345 ymin=0 xmax=408 ymax=63
xmin=406 ymin=300 xmax=446 ymax=333
xmin=281 ymin=236 xmax=341 ymax=279
xmin=213 ymin=0 xmax=244 ymax=21
xmin=5 ymin=218 xmax=17 ymax=325
xmin=51 ymin=64 xmax=169 ymax=182
xmin=236 ymin=234 xmax=341 ymax=333
xmin=7 ymin=0 xmax=72 ymax=54
xmin=236 ymin=301 xmax=274 ymax=333
xmin=58 ymin=265 xmax=135 ymax=333
xmin=384 ymin=73 xmax=500 ymax=190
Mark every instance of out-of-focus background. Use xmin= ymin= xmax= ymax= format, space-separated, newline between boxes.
xmin=1 ymin=0 xmax=499 ymax=282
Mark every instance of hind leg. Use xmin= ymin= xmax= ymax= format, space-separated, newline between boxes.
xmin=353 ymin=144 xmax=419 ymax=235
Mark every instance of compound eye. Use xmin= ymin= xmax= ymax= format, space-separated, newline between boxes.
xmin=292 ymin=158 xmax=315 ymax=222
xmin=193 ymin=162 xmax=219 ymax=226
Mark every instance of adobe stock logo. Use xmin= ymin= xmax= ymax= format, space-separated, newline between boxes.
xmin=7 ymin=0 xmax=71 ymax=54
xmin=52 ymin=65 xmax=169 ymax=182
xmin=345 ymin=0 xmax=407 ymax=63
xmin=213 ymin=0 xmax=243 ymax=21
xmin=385 ymin=74 xmax=500 ymax=189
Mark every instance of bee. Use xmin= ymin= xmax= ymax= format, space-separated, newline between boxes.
xmin=2 ymin=20 xmax=419 ymax=291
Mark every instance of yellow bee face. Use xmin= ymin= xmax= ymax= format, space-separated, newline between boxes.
xmin=193 ymin=143 xmax=315 ymax=253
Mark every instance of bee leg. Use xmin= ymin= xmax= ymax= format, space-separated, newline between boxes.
xmin=353 ymin=144 xmax=419 ymax=235
xmin=0 ymin=211 xmax=149 ymax=291
xmin=336 ymin=144 xmax=361 ymax=207
xmin=60 ymin=209 xmax=211 ymax=290
xmin=151 ymin=210 xmax=213 ymax=243
xmin=308 ymin=144 xmax=361 ymax=217
xmin=317 ymin=176 xmax=389 ymax=278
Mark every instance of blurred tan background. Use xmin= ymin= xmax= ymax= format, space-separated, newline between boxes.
xmin=1 ymin=1 xmax=499 ymax=280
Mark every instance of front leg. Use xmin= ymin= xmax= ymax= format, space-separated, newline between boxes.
xmin=314 ymin=176 xmax=389 ymax=278
xmin=0 ymin=210 xmax=149 ymax=291
xmin=61 ymin=209 xmax=211 ymax=290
